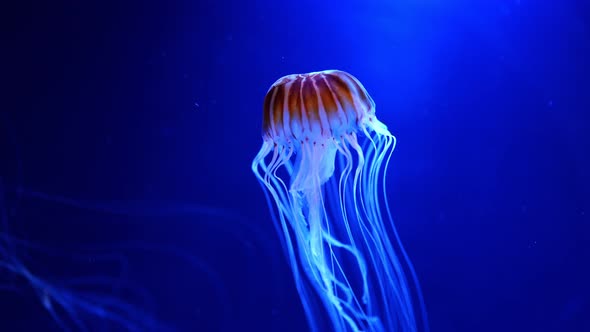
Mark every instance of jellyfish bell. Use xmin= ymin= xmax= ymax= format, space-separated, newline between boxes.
xmin=252 ymin=70 xmax=428 ymax=332
xmin=259 ymin=70 xmax=389 ymax=191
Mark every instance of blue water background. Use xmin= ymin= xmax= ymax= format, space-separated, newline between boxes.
xmin=2 ymin=1 xmax=589 ymax=331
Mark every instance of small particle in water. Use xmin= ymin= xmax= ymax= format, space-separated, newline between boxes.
xmin=528 ymin=240 xmax=537 ymax=249
xmin=194 ymin=102 xmax=200 ymax=108
xmin=548 ymin=100 xmax=553 ymax=107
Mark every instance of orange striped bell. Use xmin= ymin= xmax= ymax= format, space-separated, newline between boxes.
xmin=262 ymin=70 xmax=377 ymax=145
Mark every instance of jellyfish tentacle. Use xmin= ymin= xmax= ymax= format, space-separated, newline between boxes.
xmin=346 ymin=132 xmax=403 ymax=328
xmin=381 ymin=135 xmax=431 ymax=332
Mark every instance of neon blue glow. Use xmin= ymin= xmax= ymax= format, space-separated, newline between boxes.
xmin=253 ymin=119 xmax=429 ymax=331
xmin=0 ymin=183 xmax=236 ymax=332
xmin=0 ymin=235 xmax=168 ymax=332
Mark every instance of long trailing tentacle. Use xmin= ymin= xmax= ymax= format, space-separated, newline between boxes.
xmin=254 ymin=125 xmax=427 ymax=332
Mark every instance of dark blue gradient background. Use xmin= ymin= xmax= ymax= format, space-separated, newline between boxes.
xmin=2 ymin=0 xmax=589 ymax=331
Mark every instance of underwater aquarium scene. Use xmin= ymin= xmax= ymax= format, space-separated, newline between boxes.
xmin=3 ymin=0 xmax=589 ymax=331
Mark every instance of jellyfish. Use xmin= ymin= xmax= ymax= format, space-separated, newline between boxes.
xmin=252 ymin=70 xmax=428 ymax=332
xmin=0 ymin=182 xmax=239 ymax=331
xmin=0 ymin=181 xmax=169 ymax=332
